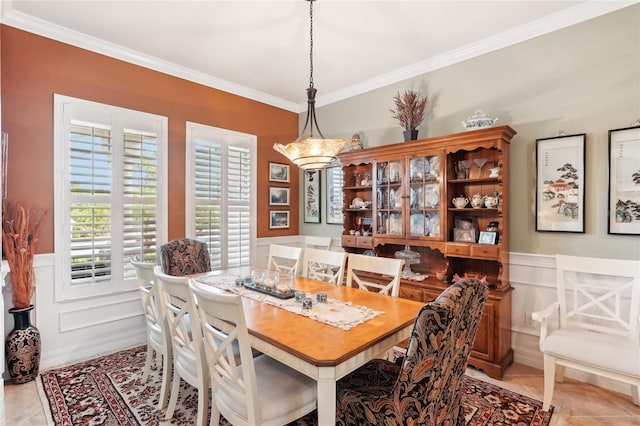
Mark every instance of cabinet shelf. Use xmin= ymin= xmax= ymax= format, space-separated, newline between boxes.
xmin=448 ymin=177 xmax=500 ymax=184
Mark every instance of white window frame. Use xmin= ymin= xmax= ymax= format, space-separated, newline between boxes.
xmin=54 ymin=94 xmax=168 ymax=301
xmin=185 ymin=122 xmax=257 ymax=269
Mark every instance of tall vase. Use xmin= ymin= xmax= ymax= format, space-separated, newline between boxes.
xmin=5 ymin=305 xmax=41 ymax=384
xmin=403 ymin=129 xmax=418 ymax=141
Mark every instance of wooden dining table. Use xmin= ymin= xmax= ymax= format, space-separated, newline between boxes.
xmin=202 ymin=267 xmax=425 ymax=426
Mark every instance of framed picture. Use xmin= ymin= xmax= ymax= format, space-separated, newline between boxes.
xmin=535 ymin=133 xmax=586 ymax=233
xmin=269 ymin=210 xmax=289 ymax=229
xmin=455 ymin=216 xmax=478 ymax=233
xmin=478 ymin=231 xmax=497 ymax=244
xmin=269 ymin=187 xmax=289 ymax=206
xmin=454 ymin=227 xmax=476 ymax=242
xmin=303 ymin=169 xmax=321 ymax=223
xmin=325 ymin=165 xmax=344 ymax=224
xmin=608 ymin=125 xmax=640 ymax=235
xmin=269 ymin=162 xmax=289 ymax=183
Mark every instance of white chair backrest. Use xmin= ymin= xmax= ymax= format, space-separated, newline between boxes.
xmin=188 ymin=279 xmax=261 ymax=424
xmin=346 ymin=253 xmax=404 ymax=297
xmin=304 ymin=236 xmax=332 ymax=250
xmin=556 ymin=254 xmax=640 ymax=343
xmin=267 ymin=244 xmax=302 ymax=275
xmin=154 ymin=266 xmax=207 ymax=379
xmin=132 ymin=259 xmax=162 ymax=330
xmin=302 ymin=248 xmax=347 ymax=285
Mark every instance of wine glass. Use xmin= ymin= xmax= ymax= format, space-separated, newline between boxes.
xmin=459 ymin=160 xmax=473 ymax=179
xmin=473 ymin=158 xmax=487 ymax=178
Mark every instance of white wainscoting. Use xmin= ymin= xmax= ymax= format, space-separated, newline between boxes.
xmin=2 ymin=246 xmax=631 ymax=398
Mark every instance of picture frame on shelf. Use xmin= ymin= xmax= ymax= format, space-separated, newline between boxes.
xmin=455 ymin=216 xmax=478 ymax=233
xmin=608 ymin=125 xmax=640 ymax=235
xmin=454 ymin=227 xmax=476 ymax=242
xmin=269 ymin=187 xmax=289 ymax=206
xmin=478 ymin=231 xmax=497 ymax=244
xmin=269 ymin=210 xmax=289 ymax=229
xmin=535 ymin=133 xmax=586 ymax=233
xmin=325 ymin=165 xmax=344 ymax=224
xmin=303 ymin=169 xmax=321 ymax=223
xmin=269 ymin=162 xmax=289 ymax=183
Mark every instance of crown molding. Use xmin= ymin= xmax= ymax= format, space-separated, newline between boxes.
xmin=2 ymin=1 xmax=635 ymax=112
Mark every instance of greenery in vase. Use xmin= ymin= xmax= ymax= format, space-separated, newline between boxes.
xmin=390 ymin=89 xmax=428 ymax=131
xmin=2 ymin=199 xmax=46 ymax=309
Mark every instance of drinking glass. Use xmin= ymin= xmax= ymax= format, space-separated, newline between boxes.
xmin=473 ymin=158 xmax=487 ymax=178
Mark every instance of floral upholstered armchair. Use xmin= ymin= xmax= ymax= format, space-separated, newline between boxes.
xmin=159 ymin=238 xmax=211 ymax=276
xmin=335 ymin=278 xmax=488 ymax=426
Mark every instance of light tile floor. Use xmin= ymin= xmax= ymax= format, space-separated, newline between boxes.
xmin=4 ymin=362 xmax=640 ymax=425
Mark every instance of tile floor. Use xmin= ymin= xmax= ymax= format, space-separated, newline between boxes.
xmin=3 ymin=362 xmax=640 ymax=425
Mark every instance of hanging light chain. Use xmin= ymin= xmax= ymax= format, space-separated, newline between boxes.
xmin=309 ymin=0 xmax=314 ymax=88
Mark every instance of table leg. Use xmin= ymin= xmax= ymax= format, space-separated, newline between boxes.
xmin=317 ymin=367 xmax=336 ymax=426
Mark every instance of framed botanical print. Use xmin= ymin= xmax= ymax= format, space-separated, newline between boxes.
xmin=325 ymin=165 xmax=344 ymax=224
xmin=303 ymin=169 xmax=321 ymax=223
xmin=535 ymin=133 xmax=586 ymax=233
xmin=608 ymin=125 xmax=640 ymax=235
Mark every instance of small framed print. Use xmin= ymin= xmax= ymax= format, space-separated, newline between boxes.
xmin=454 ymin=227 xmax=476 ymax=242
xmin=269 ymin=187 xmax=289 ymax=206
xmin=455 ymin=216 xmax=478 ymax=232
xmin=269 ymin=162 xmax=289 ymax=183
xmin=304 ymin=169 xmax=321 ymax=223
xmin=608 ymin=125 xmax=640 ymax=235
xmin=325 ymin=165 xmax=344 ymax=224
xmin=535 ymin=133 xmax=586 ymax=233
xmin=269 ymin=210 xmax=289 ymax=229
xmin=478 ymin=231 xmax=497 ymax=245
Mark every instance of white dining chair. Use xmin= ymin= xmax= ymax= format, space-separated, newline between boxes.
xmin=188 ymin=279 xmax=317 ymax=426
xmin=345 ymin=253 xmax=404 ymax=297
xmin=154 ymin=266 xmax=209 ymax=426
xmin=302 ymin=248 xmax=347 ymax=285
xmin=304 ymin=235 xmax=332 ymax=250
xmin=131 ymin=259 xmax=172 ymax=410
xmin=267 ymin=244 xmax=302 ymax=275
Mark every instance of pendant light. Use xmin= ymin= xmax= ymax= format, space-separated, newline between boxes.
xmin=273 ymin=0 xmax=347 ymax=170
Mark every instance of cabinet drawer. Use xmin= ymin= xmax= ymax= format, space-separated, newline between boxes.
xmin=470 ymin=244 xmax=499 ymax=259
xmin=342 ymin=235 xmax=374 ymax=249
xmin=445 ymin=243 xmax=470 ymax=257
xmin=399 ymin=285 xmax=425 ymax=302
xmin=342 ymin=235 xmax=357 ymax=246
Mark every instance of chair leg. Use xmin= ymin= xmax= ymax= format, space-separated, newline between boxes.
xmin=542 ymin=354 xmax=556 ymax=412
xmin=556 ymin=364 xmax=565 ymax=383
xmin=631 ymin=384 xmax=640 ymax=406
xmin=165 ymin=370 xmax=181 ymax=420
xmin=141 ymin=344 xmax=153 ymax=383
xmin=196 ymin=384 xmax=208 ymax=426
xmin=157 ymin=351 xmax=172 ymax=410
xmin=210 ymin=402 xmax=221 ymax=426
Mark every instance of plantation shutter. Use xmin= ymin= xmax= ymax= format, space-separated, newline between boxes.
xmin=187 ymin=122 xmax=255 ymax=269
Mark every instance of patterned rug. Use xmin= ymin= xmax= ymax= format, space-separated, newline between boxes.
xmin=38 ymin=346 xmax=554 ymax=425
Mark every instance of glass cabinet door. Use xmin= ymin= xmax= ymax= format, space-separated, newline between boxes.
xmin=408 ymin=154 xmax=441 ymax=238
xmin=375 ymin=159 xmax=403 ymax=236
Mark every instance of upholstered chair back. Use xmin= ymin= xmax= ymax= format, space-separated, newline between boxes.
xmin=159 ymin=238 xmax=211 ymax=276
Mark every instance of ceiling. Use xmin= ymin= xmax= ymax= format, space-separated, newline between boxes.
xmin=1 ymin=1 xmax=635 ymax=112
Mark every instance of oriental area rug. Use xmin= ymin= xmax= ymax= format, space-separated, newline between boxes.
xmin=38 ymin=346 xmax=553 ymax=426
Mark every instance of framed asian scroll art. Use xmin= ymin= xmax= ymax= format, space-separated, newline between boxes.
xmin=535 ymin=133 xmax=586 ymax=233
xmin=608 ymin=125 xmax=640 ymax=235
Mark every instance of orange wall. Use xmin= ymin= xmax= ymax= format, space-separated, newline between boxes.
xmin=0 ymin=26 xmax=300 ymax=253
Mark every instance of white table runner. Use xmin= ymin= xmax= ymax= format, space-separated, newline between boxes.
xmin=195 ymin=274 xmax=384 ymax=330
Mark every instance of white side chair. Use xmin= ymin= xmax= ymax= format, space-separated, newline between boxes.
xmin=345 ymin=253 xmax=404 ymax=297
xmin=532 ymin=255 xmax=640 ymax=411
xmin=154 ymin=266 xmax=209 ymax=426
xmin=267 ymin=244 xmax=302 ymax=275
xmin=131 ymin=259 xmax=172 ymax=410
xmin=304 ymin=235 xmax=332 ymax=250
xmin=188 ymin=279 xmax=317 ymax=426
xmin=301 ymin=248 xmax=347 ymax=285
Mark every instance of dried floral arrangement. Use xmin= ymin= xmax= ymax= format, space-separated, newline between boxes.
xmin=390 ymin=89 xmax=428 ymax=131
xmin=2 ymin=200 xmax=46 ymax=309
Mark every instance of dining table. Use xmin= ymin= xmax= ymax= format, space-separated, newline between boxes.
xmin=197 ymin=267 xmax=425 ymax=426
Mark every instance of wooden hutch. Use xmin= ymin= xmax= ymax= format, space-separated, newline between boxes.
xmin=337 ymin=125 xmax=515 ymax=379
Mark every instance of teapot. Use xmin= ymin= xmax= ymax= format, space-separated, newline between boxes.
xmin=452 ymin=195 xmax=469 ymax=209
xmin=484 ymin=194 xmax=499 ymax=208
xmin=471 ymin=193 xmax=484 ymax=208
xmin=489 ymin=166 xmax=500 ymax=178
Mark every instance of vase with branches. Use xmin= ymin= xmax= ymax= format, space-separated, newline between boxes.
xmin=390 ymin=89 xmax=428 ymax=141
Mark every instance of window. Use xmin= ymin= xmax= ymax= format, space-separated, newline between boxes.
xmin=186 ymin=122 xmax=256 ymax=269
xmin=54 ymin=95 xmax=167 ymax=300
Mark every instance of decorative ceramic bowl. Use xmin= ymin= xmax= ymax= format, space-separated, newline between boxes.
xmin=462 ymin=110 xmax=498 ymax=131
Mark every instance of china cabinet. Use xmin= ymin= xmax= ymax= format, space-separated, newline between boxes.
xmin=338 ymin=125 xmax=516 ymax=379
